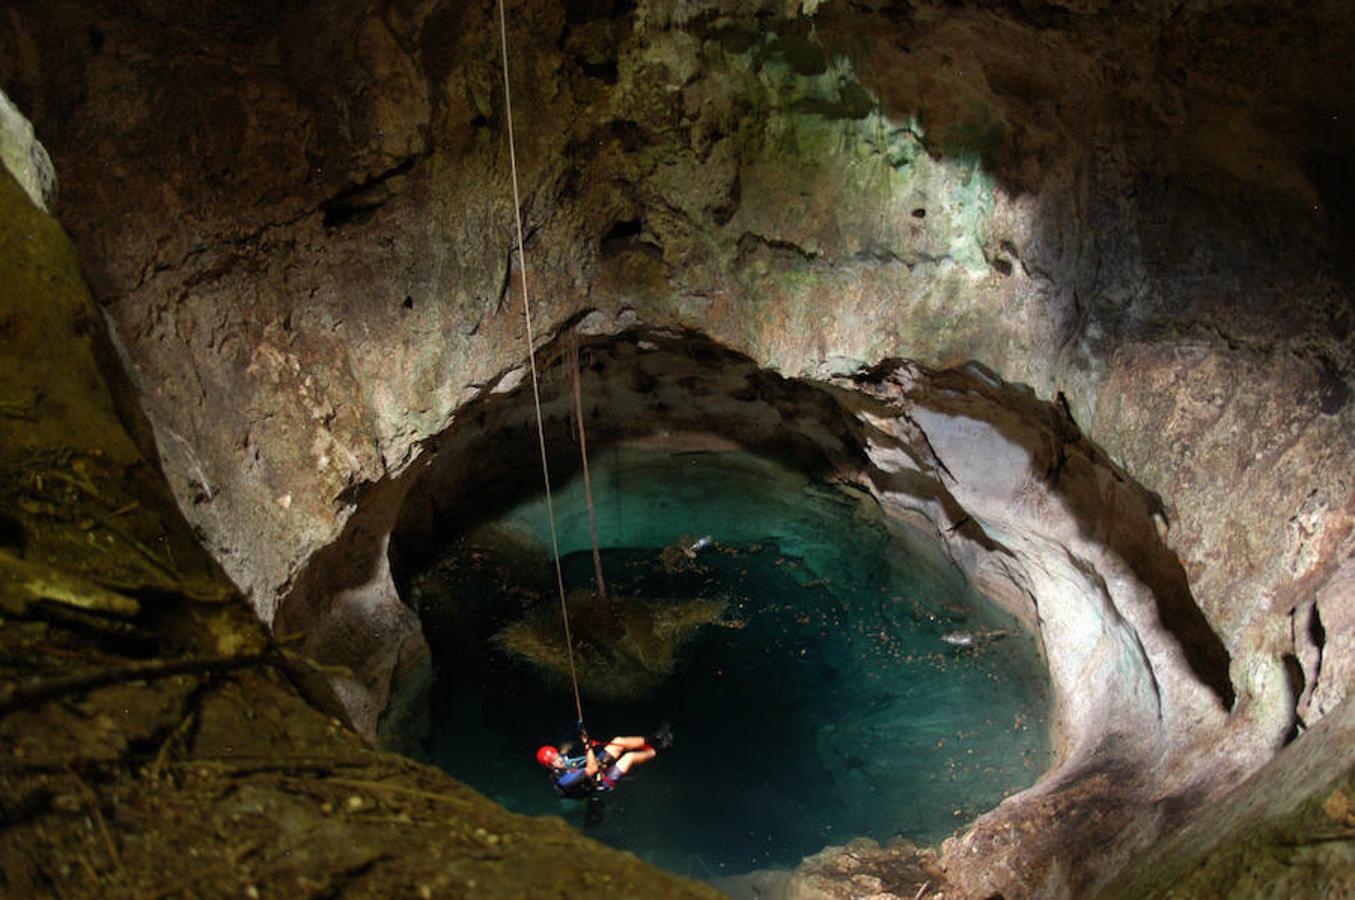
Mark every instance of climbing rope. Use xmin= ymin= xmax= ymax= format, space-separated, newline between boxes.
xmin=570 ymin=337 xmax=610 ymax=612
xmin=496 ymin=0 xmax=585 ymax=730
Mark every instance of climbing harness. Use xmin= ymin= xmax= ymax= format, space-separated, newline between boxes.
xmin=496 ymin=0 xmax=592 ymax=736
xmin=556 ymin=746 xmax=622 ymax=796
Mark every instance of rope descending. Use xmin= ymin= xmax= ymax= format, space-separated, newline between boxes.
xmin=495 ymin=0 xmax=585 ymax=729
xmin=570 ymin=337 xmax=613 ymax=620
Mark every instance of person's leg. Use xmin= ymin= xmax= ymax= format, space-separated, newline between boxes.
xmin=602 ymin=735 xmax=649 ymax=756
xmin=612 ymin=745 xmax=656 ymax=774
xmin=593 ymin=736 xmax=657 ymax=787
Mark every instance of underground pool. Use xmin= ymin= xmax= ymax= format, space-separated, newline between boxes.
xmin=404 ymin=446 xmax=1051 ymax=879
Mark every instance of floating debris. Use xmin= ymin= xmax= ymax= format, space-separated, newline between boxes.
xmin=940 ymin=629 xmax=1009 ymax=649
xmin=659 ymin=534 xmax=718 ymax=572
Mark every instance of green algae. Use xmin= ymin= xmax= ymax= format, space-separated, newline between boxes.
xmin=920 ymin=99 xmax=1007 ymax=171
xmin=495 ymin=587 xmax=727 ymax=702
xmin=713 ymin=33 xmax=996 ymax=275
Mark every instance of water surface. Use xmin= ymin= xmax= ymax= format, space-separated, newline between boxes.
xmin=411 ymin=448 xmax=1050 ymax=878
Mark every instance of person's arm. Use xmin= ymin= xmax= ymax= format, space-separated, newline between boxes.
xmin=579 ymin=724 xmax=599 ymax=776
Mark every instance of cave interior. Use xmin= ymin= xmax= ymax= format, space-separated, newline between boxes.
xmin=1 ymin=0 xmax=1353 ymax=897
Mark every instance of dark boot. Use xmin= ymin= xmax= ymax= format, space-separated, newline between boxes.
xmin=648 ymin=722 xmax=673 ymax=753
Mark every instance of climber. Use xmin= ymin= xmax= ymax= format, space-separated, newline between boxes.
xmin=537 ymin=723 xmax=673 ymax=804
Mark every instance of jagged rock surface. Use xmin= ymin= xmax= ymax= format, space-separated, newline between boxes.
xmin=0 ymin=86 xmax=55 ymax=210
xmin=0 ymin=163 xmax=717 ymax=899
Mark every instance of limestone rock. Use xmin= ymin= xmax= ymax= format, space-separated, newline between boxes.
xmin=0 ymin=88 xmax=55 ymax=210
xmin=0 ymin=121 xmax=717 ymax=900
xmin=496 ymin=588 xmax=727 ymax=702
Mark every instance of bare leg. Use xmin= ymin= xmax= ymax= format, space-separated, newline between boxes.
xmin=613 ymin=746 xmax=656 ymax=774
xmin=600 ymin=736 xmax=657 ymax=775
xmin=603 ymin=736 xmax=649 ymax=755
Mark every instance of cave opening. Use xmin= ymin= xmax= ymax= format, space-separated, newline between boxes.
xmin=385 ymin=328 xmax=1052 ymax=878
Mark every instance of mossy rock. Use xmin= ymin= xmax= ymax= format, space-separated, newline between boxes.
xmin=497 ymin=588 xmax=727 ymax=702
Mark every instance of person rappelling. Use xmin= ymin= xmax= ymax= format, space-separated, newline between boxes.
xmin=537 ymin=722 xmax=674 ymax=810
xmin=496 ymin=0 xmax=680 ymax=826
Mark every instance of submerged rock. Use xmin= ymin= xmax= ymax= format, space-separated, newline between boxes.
xmin=496 ymin=587 xmax=727 ymax=702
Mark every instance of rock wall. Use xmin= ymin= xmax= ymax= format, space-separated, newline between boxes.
xmin=375 ymin=328 xmax=1257 ymax=893
xmin=1100 ymin=692 xmax=1355 ymax=898
xmin=3 ymin=0 xmax=1353 ymax=894
xmin=0 ymin=149 xmax=719 ymax=897
xmin=0 ymin=87 xmax=55 ymax=210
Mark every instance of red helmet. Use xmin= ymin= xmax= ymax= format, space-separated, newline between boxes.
xmin=536 ymin=745 xmax=560 ymax=767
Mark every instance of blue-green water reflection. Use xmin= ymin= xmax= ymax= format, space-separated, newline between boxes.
xmin=412 ymin=448 xmax=1050 ymax=878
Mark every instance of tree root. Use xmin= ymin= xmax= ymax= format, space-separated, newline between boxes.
xmin=0 ymin=651 xmax=278 ymax=718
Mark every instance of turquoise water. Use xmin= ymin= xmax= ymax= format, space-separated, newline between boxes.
xmin=410 ymin=448 xmax=1050 ymax=878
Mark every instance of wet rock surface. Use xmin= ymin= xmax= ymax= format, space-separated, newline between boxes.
xmin=1102 ymin=686 xmax=1355 ymax=899
xmin=718 ymin=837 xmax=948 ymax=899
xmin=2 ymin=0 xmax=1354 ymax=895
